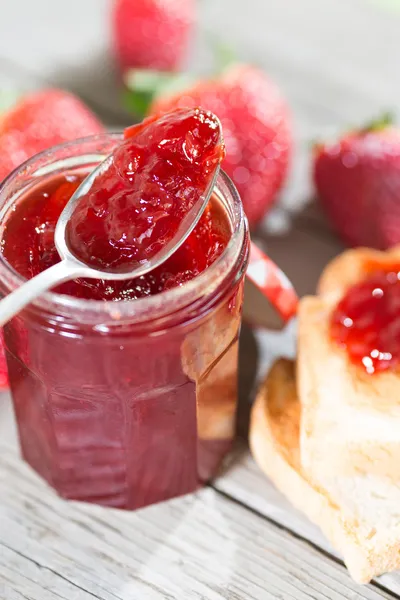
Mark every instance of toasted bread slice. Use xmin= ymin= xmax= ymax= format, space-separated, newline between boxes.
xmin=298 ymin=246 xmax=400 ymax=485
xmin=250 ymin=359 xmax=400 ymax=584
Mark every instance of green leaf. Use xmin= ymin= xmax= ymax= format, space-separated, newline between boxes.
xmin=213 ymin=41 xmax=237 ymax=73
xmin=123 ymin=69 xmax=198 ymax=117
xmin=151 ymin=72 xmax=197 ymax=99
xmin=360 ymin=111 xmax=395 ymax=133
xmin=206 ymin=33 xmax=237 ymax=73
xmin=124 ymin=69 xmax=177 ymax=95
xmin=122 ymin=89 xmax=154 ymax=119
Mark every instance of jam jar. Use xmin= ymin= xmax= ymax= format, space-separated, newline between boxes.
xmin=0 ymin=135 xmax=249 ymax=509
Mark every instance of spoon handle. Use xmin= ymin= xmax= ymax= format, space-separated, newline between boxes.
xmin=0 ymin=261 xmax=83 ymax=326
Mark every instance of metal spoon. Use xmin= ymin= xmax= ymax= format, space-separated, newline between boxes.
xmin=0 ymin=154 xmax=221 ymax=326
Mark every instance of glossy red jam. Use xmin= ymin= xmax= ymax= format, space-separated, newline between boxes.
xmin=0 ymin=139 xmax=248 ymax=510
xmin=331 ymin=263 xmax=400 ymax=374
xmin=2 ymin=173 xmax=230 ymax=300
xmin=67 ymin=108 xmax=224 ymax=272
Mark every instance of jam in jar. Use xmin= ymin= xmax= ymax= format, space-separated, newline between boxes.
xmin=0 ymin=134 xmax=249 ymax=509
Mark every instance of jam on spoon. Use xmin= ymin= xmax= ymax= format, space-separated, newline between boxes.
xmin=331 ymin=262 xmax=400 ymax=374
xmin=67 ymin=107 xmax=224 ymax=272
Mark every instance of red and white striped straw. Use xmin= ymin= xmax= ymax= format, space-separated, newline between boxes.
xmin=246 ymin=241 xmax=298 ymax=323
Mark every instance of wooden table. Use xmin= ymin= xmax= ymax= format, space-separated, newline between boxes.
xmin=1 ymin=0 xmax=400 ymax=597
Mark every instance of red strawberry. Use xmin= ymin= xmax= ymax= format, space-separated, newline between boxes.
xmin=314 ymin=116 xmax=400 ymax=249
xmin=0 ymin=89 xmax=104 ymax=183
xmin=0 ymin=89 xmax=104 ymax=389
xmin=112 ymin=0 xmax=195 ymax=72
xmin=149 ymin=65 xmax=292 ymax=226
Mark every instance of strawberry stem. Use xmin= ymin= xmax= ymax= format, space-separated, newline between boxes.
xmin=207 ymin=34 xmax=237 ymax=73
xmin=360 ymin=111 xmax=394 ymax=133
xmin=122 ymin=69 xmax=197 ymax=118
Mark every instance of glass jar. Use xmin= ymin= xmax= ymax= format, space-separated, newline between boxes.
xmin=0 ymin=135 xmax=249 ymax=510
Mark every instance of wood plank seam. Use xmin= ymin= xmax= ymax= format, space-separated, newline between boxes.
xmin=0 ymin=541 xmax=104 ymax=600
xmin=0 ymin=435 xmax=396 ymax=599
xmin=210 ymin=485 xmax=400 ymax=599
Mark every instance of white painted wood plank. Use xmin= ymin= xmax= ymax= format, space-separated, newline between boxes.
xmin=0 ymin=391 xmax=17 ymax=447
xmin=0 ymin=543 xmax=93 ymax=600
xmin=214 ymin=442 xmax=400 ymax=596
xmin=0 ymin=439 xmax=395 ymax=599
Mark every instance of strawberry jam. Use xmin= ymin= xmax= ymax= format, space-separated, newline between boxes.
xmin=2 ymin=172 xmax=230 ymax=300
xmin=331 ymin=264 xmax=400 ymax=374
xmin=67 ymin=108 xmax=223 ymax=272
xmin=0 ymin=134 xmax=249 ymax=510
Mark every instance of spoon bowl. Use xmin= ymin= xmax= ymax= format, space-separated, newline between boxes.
xmin=55 ymin=155 xmax=221 ymax=280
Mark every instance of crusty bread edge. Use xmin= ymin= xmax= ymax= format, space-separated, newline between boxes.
xmin=249 ymin=359 xmax=398 ymax=584
xmin=317 ymin=245 xmax=400 ymax=300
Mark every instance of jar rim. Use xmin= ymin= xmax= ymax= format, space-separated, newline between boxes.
xmin=0 ymin=133 xmax=247 ymax=325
